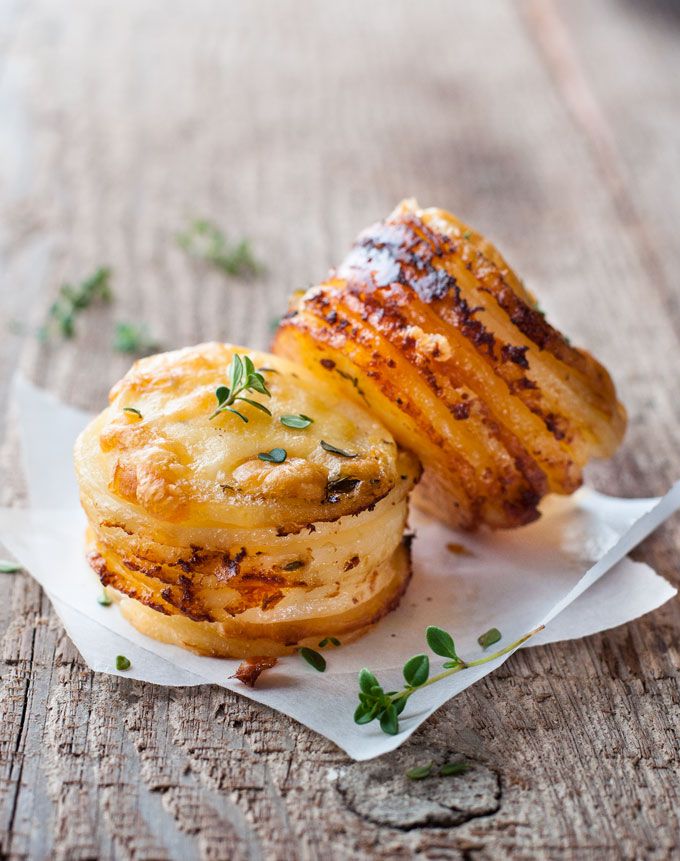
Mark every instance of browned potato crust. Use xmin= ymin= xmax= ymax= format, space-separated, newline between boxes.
xmin=273 ymin=200 xmax=626 ymax=530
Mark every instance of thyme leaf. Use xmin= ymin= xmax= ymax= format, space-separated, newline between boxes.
xmin=258 ymin=448 xmax=287 ymax=463
xmin=440 ymin=761 xmax=470 ymax=776
xmin=113 ymin=322 xmax=159 ymax=355
xmin=320 ymin=440 xmax=357 ymax=458
xmin=298 ymin=647 xmax=326 ymax=672
xmin=405 ymin=762 xmax=433 ymax=780
xmin=0 ymin=560 xmax=21 ymax=574
xmin=280 ymin=414 xmax=313 ymax=429
xmin=478 ymin=628 xmax=502 ymax=649
xmin=177 ymin=219 xmax=263 ymax=278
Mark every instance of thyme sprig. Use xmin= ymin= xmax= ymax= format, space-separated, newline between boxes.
xmin=113 ymin=322 xmax=159 ymax=355
xmin=41 ymin=267 xmax=112 ymax=339
xmin=354 ymin=624 xmax=543 ymax=735
xmin=209 ymin=354 xmax=272 ymax=422
xmin=177 ymin=219 xmax=263 ymax=278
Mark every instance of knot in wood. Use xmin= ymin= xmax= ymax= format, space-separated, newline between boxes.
xmin=335 ymin=744 xmax=500 ymax=829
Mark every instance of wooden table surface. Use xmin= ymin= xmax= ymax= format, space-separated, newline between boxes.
xmin=1 ymin=1 xmax=679 ymax=858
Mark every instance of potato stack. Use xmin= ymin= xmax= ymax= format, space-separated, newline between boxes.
xmin=273 ymin=200 xmax=626 ymax=530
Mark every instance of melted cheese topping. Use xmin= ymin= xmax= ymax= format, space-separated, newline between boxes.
xmin=76 ymin=342 xmax=404 ymax=528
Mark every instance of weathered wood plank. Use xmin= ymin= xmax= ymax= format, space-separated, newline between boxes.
xmin=1 ymin=1 xmax=679 ymax=858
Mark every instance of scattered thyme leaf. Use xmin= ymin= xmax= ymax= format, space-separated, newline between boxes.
xmin=258 ymin=447 xmax=287 ymax=463
xmin=477 ymin=628 xmax=502 ymax=649
xmin=177 ymin=219 xmax=263 ymax=278
xmin=115 ymin=655 xmax=131 ymax=671
xmin=440 ymin=761 xmax=470 ymax=777
xmin=326 ymin=476 xmax=360 ymax=498
xmin=298 ymin=647 xmax=326 ymax=672
xmin=0 ymin=560 xmax=21 ymax=574
xmin=43 ymin=267 xmax=112 ymax=340
xmin=97 ymin=590 xmax=112 ymax=606
xmin=319 ymin=637 xmax=341 ymax=648
xmin=283 ymin=560 xmax=305 ymax=571
xmin=280 ymin=414 xmax=313 ymax=429
xmin=123 ymin=407 xmax=143 ymax=419
xmin=320 ymin=440 xmax=357 ymax=458
xmin=113 ymin=322 xmax=159 ymax=355
xmin=405 ymin=762 xmax=433 ymax=780
xmin=462 ymin=229 xmax=473 ymax=240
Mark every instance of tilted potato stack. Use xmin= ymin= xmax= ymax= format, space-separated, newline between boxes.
xmin=273 ymin=199 xmax=626 ymax=531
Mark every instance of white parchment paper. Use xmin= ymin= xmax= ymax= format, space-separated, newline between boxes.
xmin=0 ymin=376 xmax=677 ymax=760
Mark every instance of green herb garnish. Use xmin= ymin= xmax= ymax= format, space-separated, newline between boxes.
xmin=318 ymin=637 xmax=341 ymax=648
xmin=462 ymin=230 xmax=472 ymax=240
xmin=0 ymin=560 xmax=21 ymax=573
xmin=280 ymin=414 xmax=313 ymax=429
xmin=320 ymin=440 xmax=357 ymax=458
xmin=115 ymin=655 xmax=131 ymax=671
xmin=177 ymin=219 xmax=263 ymax=278
xmin=402 ymin=654 xmax=430 ymax=687
xmin=283 ymin=560 xmax=305 ymax=571
xmin=42 ymin=267 xmax=112 ymax=339
xmin=123 ymin=407 xmax=143 ymax=419
xmin=477 ymin=628 xmax=502 ymax=649
xmin=298 ymin=647 xmax=326 ymax=672
xmin=209 ymin=354 xmax=272 ymax=422
xmin=354 ymin=624 xmax=542 ymax=736
xmin=326 ymin=477 xmax=360 ymax=498
xmin=334 ymin=368 xmax=366 ymax=399
xmin=258 ymin=448 xmax=287 ymax=463
xmin=405 ymin=762 xmax=433 ymax=780
xmin=113 ymin=322 xmax=159 ymax=355
xmin=98 ymin=590 xmax=112 ymax=606
xmin=440 ymin=761 xmax=470 ymax=776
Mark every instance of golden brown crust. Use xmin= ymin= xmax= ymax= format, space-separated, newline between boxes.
xmin=272 ymin=199 xmax=626 ymax=530
xmin=90 ymin=535 xmax=413 ymax=658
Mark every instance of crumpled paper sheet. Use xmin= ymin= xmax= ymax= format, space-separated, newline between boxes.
xmin=0 ymin=376 xmax=677 ymax=760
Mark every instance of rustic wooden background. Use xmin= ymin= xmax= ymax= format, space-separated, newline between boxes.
xmin=1 ymin=1 xmax=679 ymax=858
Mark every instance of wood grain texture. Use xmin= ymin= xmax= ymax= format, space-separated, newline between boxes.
xmin=1 ymin=1 xmax=679 ymax=858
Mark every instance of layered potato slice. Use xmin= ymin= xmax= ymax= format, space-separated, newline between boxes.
xmin=75 ymin=342 xmax=419 ymax=657
xmin=273 ymin=199 xmax=626 ymax=530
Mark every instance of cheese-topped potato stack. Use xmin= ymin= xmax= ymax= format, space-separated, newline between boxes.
xmin=75 ymin=343 xmax=419 ymax=657
xmin=273 ymin=199 xmax=626 ymax=530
